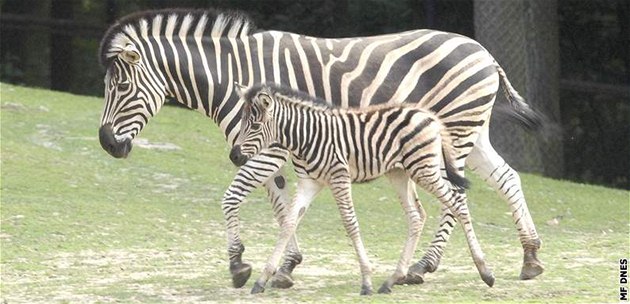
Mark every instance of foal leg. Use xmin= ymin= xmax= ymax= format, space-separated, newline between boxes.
xmin=402 ymin=203 xmax=456 ymax=285
xmin=251 ymin=178 xmax=323 ymax=294
xmin=467 ymin=127 xmax=543 ymax=279
xmin=411 ymin=162 xmax=493 ymax=286
xmin=445 ymin=190 xmax=495 ymax=286
xmin=402 ymin=167 xmax=469 ymax=285
xmin=378 ymin=170 xmax=426 ymax=294
xmin=330 ymin=171 xmax=374 ymax=295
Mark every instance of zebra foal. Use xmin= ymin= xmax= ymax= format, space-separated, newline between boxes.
xmin=230 ymin=83 xmax=494 ymax=295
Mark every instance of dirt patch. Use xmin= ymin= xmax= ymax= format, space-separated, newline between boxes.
xmin=134 ymin=138 xmax=181 ymax=151
xmin=3 ymin=248 xmax=224 ymax=303
xmin=30 ymin=124 xmax=64 ymax=151
xmin=1 ymin=102 xmax=49 ymax=113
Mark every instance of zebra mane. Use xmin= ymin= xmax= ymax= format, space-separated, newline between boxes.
xmin=99 ymin=8 xmax=257 ymax=67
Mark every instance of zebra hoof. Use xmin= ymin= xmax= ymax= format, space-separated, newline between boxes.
xmin=270 ymin=271 xmax=294 ymax=289
xmin=251 ymin=282 xmax=266 ymax=294
xmin=520 ymin=261 xmax=544 ymax=280
xmin=481 ymin=272 xmax=495 ymax=287
xmin=360 ymin=284 xmax=373 ymax=296
xmin=231 ymin=263 xmax=252 ymax=288
xmin=520 ymin=246 xmax=544 ymax=280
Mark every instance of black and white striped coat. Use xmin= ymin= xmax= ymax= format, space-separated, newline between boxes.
xmin=231 ymin=83 xmax=494 ymax=295
xmin=97 ymin=9 xmax=544 ymax=288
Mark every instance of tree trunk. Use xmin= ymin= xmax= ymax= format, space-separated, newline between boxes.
xmin=525 ymin=0 xmax=563 ymax=177
xmin=473 ymin=0 xmax=562 ymax=176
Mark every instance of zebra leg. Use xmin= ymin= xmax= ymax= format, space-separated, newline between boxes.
xmin=378 ymin=170 xmax=426 ymax=294
xmin=251 ymin=178 xmax=323 ymax=294
xmin=399 ymin=190 xmax=458 ymax=285
xmin=221 ymin=147 xmax=290 ymax=288
xmin=467 ymin=127 xmax=544 ymax=280
xmin=271 ymin=234 xmax=303 ymax=289
xmin=265 ymin=169 xmax=305 ymax=289
xmin=330 ymin=171 xmax=374 ymax=295
xmin=222 ymin=174 xmax=253 ymax=288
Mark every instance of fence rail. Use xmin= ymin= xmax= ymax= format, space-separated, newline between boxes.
xmin=0 ymin=13 xmax=105 ymax=37
xmin=560 ymin=79 xmax=630 ymax=98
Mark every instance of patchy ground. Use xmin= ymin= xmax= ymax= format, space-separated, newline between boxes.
xmin=2 ymin=83 xmax=628 ymax=303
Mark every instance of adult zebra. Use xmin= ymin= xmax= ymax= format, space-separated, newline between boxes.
xmin=98 ymin=8 xmax=544 ymax=289
xmin=231 ymin=83 xmax=493 ymax=295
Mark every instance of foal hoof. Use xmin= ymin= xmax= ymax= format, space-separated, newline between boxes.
xmin=251 ymin=282 xmax=265 ymax=294
xmin=231 ymin=263 xmax=252 ymax=288
xmin=520 ymin=261 xmax=544 ymax=280
xmin=481 ymin=272 xmax=495 ymax=287
xmin=360 ymin=285 xmax=373 ymax=296
xmin=396 ymin=271 xmax=425 ymax=285
xmin=377 ymin=283 xmax=392 ymax=294
xmin=271 ymin=271 xmax=294 ymax=289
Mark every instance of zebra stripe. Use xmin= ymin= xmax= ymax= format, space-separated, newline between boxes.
xmin=231 ymin=83 xmax=493 ymax=294
xmin=98 ymin=8 xmax=544 ymax=288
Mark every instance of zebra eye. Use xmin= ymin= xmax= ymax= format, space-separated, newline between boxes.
xmin=117 ymin=82 xmax=130 ymax=90
xmin=250 ymin=123 xmax=261 ymax=131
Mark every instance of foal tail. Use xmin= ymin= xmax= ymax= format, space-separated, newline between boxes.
xmin=436 ymin=119 xmax=470 ymax=190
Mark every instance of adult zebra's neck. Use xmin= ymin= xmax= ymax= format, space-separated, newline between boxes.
xmin=102 ymin=9 xmax=259 ymax=145
xmin=156 ymin=33 xmax=268 ymax=145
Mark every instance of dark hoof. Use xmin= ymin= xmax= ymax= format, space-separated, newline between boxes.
xmin=520 ymin=261 xmax=544 ymax=280
xmin=270 ymin=271 xmax=294 ymax=289
xmin=251 ymin=282 xmax=265 ymax=294
xmin=395 ymin=271 xmax=425 ymax=285
xmin=231 ymin=263 xmax=252 ymax=288
xmin=481 ymin=272 xmax=495 ymax=287
xmin=360 ymin=285 xmax=373 ymax=296
xmin=377 ymin=283 xmax=392 ymax=294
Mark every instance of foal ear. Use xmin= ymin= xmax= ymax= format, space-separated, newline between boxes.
xmin=258 ymin=92 xmax=272 ymax=109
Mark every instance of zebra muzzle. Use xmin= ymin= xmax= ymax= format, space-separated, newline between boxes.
xmin=99 ymin=123 xmax=132 ymax=159
xmin=229 ymin=145 xmax=248 ymax=167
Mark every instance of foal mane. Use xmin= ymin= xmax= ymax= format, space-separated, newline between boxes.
xmin=244 ymin=83 xmax=333 ymax=111
xmin=99 ymin=8 xmax=257 ymax=67
xmin=248 ymin=83 xmax=416 ymax=115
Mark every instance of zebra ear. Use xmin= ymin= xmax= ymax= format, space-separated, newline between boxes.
xmin=120 ymin=44 xmax=141 ymax=64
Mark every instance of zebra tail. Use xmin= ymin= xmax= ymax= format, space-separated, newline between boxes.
xmin=438 ymin=123 xmax=470 ymax=190
xmin=495 ymin=63 xmax=546 ymax=132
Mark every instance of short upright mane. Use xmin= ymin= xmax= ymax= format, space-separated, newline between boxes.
xmin=99 ymin=8 xmax=257 ymax=67
xmin=245 ymin=83 xmax=332 ymax=110
xmin=247 ymin=83 xmax=404 ymax=114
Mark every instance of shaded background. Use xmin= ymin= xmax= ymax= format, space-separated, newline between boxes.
xmin=1 ymin=0 xmax=628 ymax=189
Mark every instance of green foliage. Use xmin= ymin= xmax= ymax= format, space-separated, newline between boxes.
xmin=1 ymin=83 xmax=629 ymax=303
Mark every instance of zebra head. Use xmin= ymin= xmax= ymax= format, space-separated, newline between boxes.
xmin=99 ymin=42 xmax=167 ymax=158
xmin=230 ymin=85 xmax=277 ymax=166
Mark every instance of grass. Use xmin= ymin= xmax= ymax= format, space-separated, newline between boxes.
xmin=1 ymin=82 xmax=629 ymax=303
